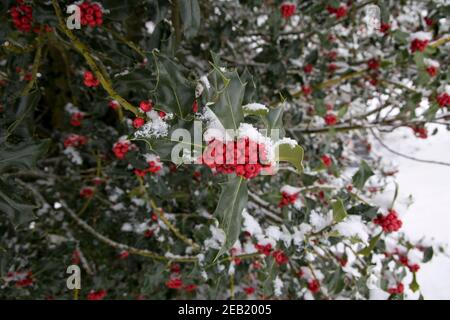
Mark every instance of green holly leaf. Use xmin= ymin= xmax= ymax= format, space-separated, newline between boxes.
xmin=0 ymin=180 xmax=36 ymax=227
xmin=179 ymin=0 xmax=201 ymax=39
xmin=214 ymin=176 xmax=248 ymax=260
xmin=332 ymin=198 xmax=347 ymax=223
xmin=276 ymin=142 xmax=304 ymax=174
xmin=352 ymin=160 xmax=374 ymax=190
xmin=151 ymin=52 xmax=196 ymax=119
xmin=0 ymin=140 xmax=50 ymax=174
xmin=208 ymin=64 xmax=246 ymax=130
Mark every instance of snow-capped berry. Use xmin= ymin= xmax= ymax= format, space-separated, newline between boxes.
xmin=139 ymin=100 xmax=153 ymax=112
xmin=321 ymin=155 xmax=332 ymax=167
xmin=367 ymin=58 xmax=380 ymax=70
xmin=324 ymin=113 xmax=338 ymax=126
xmin=83 ymin=71 xmax=100 ymax=87
xmin=108 ymin=100 xmax=119 ymax=110
xmin=373 ymin=209 xmax=403 ymax=233
xmin=133 ymin=117 xmax=145 ymax=128
xmin=280 ymin=2 xmax=296 ymax=19
xmin=437 ymin=92 xmax=450 ymax=108
xmin=410 ymin=38 xmax=429 ymax=53
xmin=307 ymin=280 xmax=320 ymax=293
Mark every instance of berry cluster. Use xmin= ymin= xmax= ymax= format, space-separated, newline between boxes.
xmin=64 ymin=134 xmax=88 ymax=148
xmin=278 ymin=191 xmax=298 ymax=208
xmin=327 ymin=5 xmax=347 ymax=18
xmin=255 ymin=243 xmax=272 ymax=256
xmin=6 ymin=271 xmax=33 ymax=287
xmin=83 ymin=71 xmax=100 ymax=87
xmin=70 ymin=112 xmax=84 ymax=127
xmin=412 ymin=126 xmax=427 ymax=139
xmin=10 ymin=1 xmax=33 ymax=32
xmin=272 ymin=250 xmax=289 ymax=265
xmin=410 ymin=39 xmax=429 ymax=53
xmin=87 ymin=289 xmax=107 ymax=300
xmin=437 ymin=92 xmax=450 ymax=108
xmin=399 ymin=256 xmax=420 ymax=273
xmin=200 ymin=138 xmax=271 ymax=179
xmin=387 ymin=283 xmax=404 ymax=295
xmin=165 ymin=278 xmax=197 ymax=292
xmin=373 ymin=209 xmax=403 ymax=233
xmin=280 ymin=2 xmax=296 ymax=18
xmin=112 ymin=141 xmax=132 ymax=159
xmin=133 ymin=160 xmax=162 ymax=177
xmin=79 ymin=1 xmax=103 ymax=27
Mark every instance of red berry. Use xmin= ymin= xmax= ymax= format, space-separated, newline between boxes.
xmin=139 ymin=100 xmax=153 ymax=112
xmin=280 ymin=2 xmax=296 ymax=19
xmin=133 ymin=117 xmax=145 ymax=128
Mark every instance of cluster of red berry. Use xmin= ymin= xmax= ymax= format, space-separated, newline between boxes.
xmin=10 ymin=1 xmax=33 ymax=32
xmin=201 ymin=138 xmax=271 ymax=179
xmin=6 ymin=271 xmax=33 ymax=287
xmin=280 ymin=2 xmax=296 ymax=18
xmin=387 ymin=283 xmax=404 ymax=295
xmin=70 ymin=112 xmax=84 ymax=126
xmin=133 ymin=160 xmax=162 ymax=177
xmin=64 ymin=134 xmax=88 ymax=148
xmin=437 ymin=92 xmax=450 ymax=108
xmin=255 ymin=243 xmax=272 ymax=256
xmin=112 ymin=141 xmax=132 ymax=159
xmin=278 ymin=191 xmax=299 ymax=208
xmin=79 ymin=1 xmax=103 ymax=27
xmin=327 ymin=5 xmax=347 ymax=18
xmin=412 ymin=126 xmax=428 ymax=139
xmin=83 ymin=71 xmax=100 ymax=87
xmin=272 ymin=249 xmax=289 ymax=265
xmin=165 ymin=278 xmax=197 ymax=292
xmin=373 ymin=209 xmax=403 ymax=233
xmin=87 ymin=289 xmax=107 ymax=300
xmin=410 ymin=39 xmax=429 ymax=53
xmin=399 ymin=256 xmax=420 ymax=273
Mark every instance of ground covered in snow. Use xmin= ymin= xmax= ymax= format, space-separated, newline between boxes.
xmin=374 ymin=125 xmax=450 ymax=299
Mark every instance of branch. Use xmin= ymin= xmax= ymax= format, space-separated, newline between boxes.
xmin=51 ymin=0 xmax=138 ymax=116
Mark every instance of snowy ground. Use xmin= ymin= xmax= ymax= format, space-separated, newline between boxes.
xmin=373 ymin=124 xmax=450 ymax=300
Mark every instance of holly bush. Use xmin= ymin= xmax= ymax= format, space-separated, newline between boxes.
xmin=1 ymin=0 xmax=449 ymax=300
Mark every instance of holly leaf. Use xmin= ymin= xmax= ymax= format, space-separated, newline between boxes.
xmin=0 ymin=140 xmax=50 ymax=173
xmin=151 ymin=53 xmax=196 ymax=119
xmin=0 ymin=180 xmax=36 ymax=227
xmin=179 ymin=0 xmax=201 ymax=39
xmin=213 ymin=176 xmax=248 ymax=260
xmin=208 ymin=64 xmax=246 ymax=130
xmin=359 ymin=232 xmax=382 ymax=256
xmin=332 ymin=198 xmax=347 ymax=223
xmin=275 ymin=142 xmax=304 ymax=174
xmin=352 ymin=160 xmax=374 ymax=190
